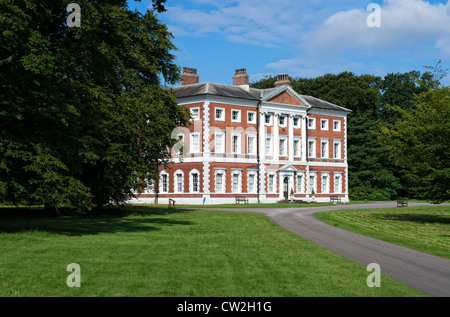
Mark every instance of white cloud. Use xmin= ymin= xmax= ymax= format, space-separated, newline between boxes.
xmin=305 ymin=0 xmax=450 ymax=53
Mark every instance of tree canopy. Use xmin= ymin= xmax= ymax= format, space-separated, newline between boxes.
xmin=0 ymin=0 xmax=190 ymax=212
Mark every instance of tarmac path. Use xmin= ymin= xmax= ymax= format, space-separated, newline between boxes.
xmin=209 ymin=202 xmax=450 ymax=297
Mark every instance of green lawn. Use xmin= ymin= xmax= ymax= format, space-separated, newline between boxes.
xmin=0 ymin=206 xmax=426 ymax=297
xmin=316 ymin=205 xmax=450 ymax=259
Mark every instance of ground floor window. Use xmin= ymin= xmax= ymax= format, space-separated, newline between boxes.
xmin=160 ymin=173 xmax=168 ymax=193
xmin=334 ymin=174 xmax=342 ymax=193
xmin=268 ymin=174 xmax=275 ymax=193
xmin=296 ymin=173 xmax=304 ymax=193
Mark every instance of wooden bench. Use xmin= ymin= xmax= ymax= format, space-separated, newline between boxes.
xmin=330 ymin=196 xmax=341 ymax=203
xmin=397 ymin=199 xmax=408 ymax=207
xmin=235 ymin=196 xmax=249 ymax=204
xmin=168 ymin=198 xmax=176 ymax=208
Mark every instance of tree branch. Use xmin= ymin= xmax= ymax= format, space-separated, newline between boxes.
xmin=0 ymin=54 xmax=17 ymax=67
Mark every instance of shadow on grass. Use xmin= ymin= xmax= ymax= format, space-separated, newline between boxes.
xmin=0 ymin=205 xmax=193 ymax=236
xmin=375 ymin=213 xmax=450 ymax=224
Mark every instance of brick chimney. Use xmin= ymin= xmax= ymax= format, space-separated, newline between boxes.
xmin=274 ymin=74 xmax=291 ymax=88
xmin=232 ymin=68 xmax=250 ymax=90
xmin=181 ymin=67 xmax=200 ymax=86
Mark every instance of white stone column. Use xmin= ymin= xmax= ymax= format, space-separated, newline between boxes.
xmin=259 ymin=111 xmax=266 ymax=162
xmin=273 ymin=113 xmax=279 ymax=161
xmin=288 ymin=114 xmax=294 ymax=162
xmin=301 ymin=115 xmax=307 ymax=163
xmin=202 ymin=101 xmax=210 ymax=197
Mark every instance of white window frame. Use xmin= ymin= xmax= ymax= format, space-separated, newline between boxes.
xmin=144 ymin=179 xmax=154 ymax=194
xmin=247 ymin=134 xmax=257 ymax=155
xmin=293 ymin=138 xmax=301 ymax=158
xmin=214 ymin=169 xmax=226 ymax=193
xmin=309 ymin=173 xmax=317 ymax=194
xmin=321 ymin=139 xmax=329 ymax=158
xmin=231 ymin=109 xmax=241 ymax=123
xmin=160 ymin=171 xmax=169 ymax=193
xmin=308 ymin=117 xmax=316 ymax=129
xmin=296 ymin=172 xmax=305 ymax=193
xmin=215 ymin=131 xmax=225 ymax=154
xmin=321 ymin=172 xmax=330 ymax=193
xmin=247 ymin=171 xmax=257 ymax=193
xmin=333 ymin=120 xmax=341 ymax=132
xmin=265 ymin=114 xmax=272 ymax=126
xmin=279 ymin=115 xmax=287 ymax=127
xmin=174 ymin=170 xmax=184 ymax=193
xmin=308 ymin=138 xmax=316 ymax=158
xmin=231 ymin=170 xmax=242 ymax=193
xmin=189 ymin=169 xmax=200 ymax=193
xmin=215 ymin=107 xmax=225 ymax=121
xmin=190 ymin=107 xmax=200 ymax=121
xmin=279 ymin=137 xmax=287 ymax=157
xmin=334 ymin=173 xmax=343 ymax=194
xmin=231 ymin=132 xmax=241 ymax=154
xmin=320 ymin=119 xmax=328 ymax=131
xmin=333 ymin=140 xmax=342 ymax=159
xmin=293 ymin=117 xmax=300 ymax=129
xmin=247 ymin=111 xmax=256 ymax=124
xmin=175 ymin=134 xmax=185 ymax=155
xmin=265 ymin=136 xmax=272 ymax=156
xmin=267 ymin=173 xmax=276 ymax=193
xmin=191 ymin=133 xmax=200 ymax=154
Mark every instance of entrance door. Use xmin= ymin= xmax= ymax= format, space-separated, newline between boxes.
xmin=283 ymin=177 xmax=289 ymax=200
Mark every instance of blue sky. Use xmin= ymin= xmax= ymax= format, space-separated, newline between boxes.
xmin=129 ymin=0 xmax=450 ymax=86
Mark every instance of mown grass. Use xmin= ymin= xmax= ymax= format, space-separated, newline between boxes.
xmin=0 ymin=205 xmax=427 ymax=297
xmin=316 ymin=205 xmax=450 ymax=259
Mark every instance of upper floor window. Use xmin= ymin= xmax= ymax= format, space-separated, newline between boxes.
xmin=265 ymin=114 xmax=272 ymax=125
xmin=191 ymin=108 xmax=200 ymax=121
xmin=215 ymin=132 xmax=225 ymax=153
xmin=333 ymin=140 xmax=341 ymax=159
xmin=308 ymin=118 xmax=316 ymax=129
xmin=293 ymin=117 xmax=300 ymax=128
xmin=308 ymin=139 xmax=316 ymax=158
xmin=333 ymin=120 xmax=341 ymax=132
xmin=321 ymin=119 xmax=328 ymax=131
xmin=293 ymin=139 xmax=300 ymax=157
xmin=279 ymin=115 xmax=287 ymax=127
xmin=279 ymin=138 xmax=287 ymax=156
xmin=215 ymin=108 xmax=225 ymax=121
xmin=231 ymin=134 xmax=241 ymax=154
xmin=191 ymin=133 xmax=200 ymax=153
xmin=247 ymin=135 xmax=256 ymax=155
xmin=231 ymin=110 xmax=241 ymax=123
xmin=321 ymin=139 xmax=329 ymax=158
xmin=247 ymin=111 xmax=256 ymax=124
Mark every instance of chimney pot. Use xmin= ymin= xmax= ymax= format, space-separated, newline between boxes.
xmin=274 ymin=74 xmax=291 ymax=88
xmin=181 ymin=67 xmax=200 ymax=86
xmin=232 ymin=68 xmax=250 ymax=88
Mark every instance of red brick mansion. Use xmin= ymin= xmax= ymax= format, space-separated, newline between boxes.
xmin=134 ymin=68 xmax=351 ymax=204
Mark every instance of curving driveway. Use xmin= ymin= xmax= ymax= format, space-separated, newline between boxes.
xmin=210 ymin=202 xmax=450 ymax=297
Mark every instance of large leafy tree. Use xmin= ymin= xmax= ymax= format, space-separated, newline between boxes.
xmin=378 ymin=69 xmax=449 ymax=203
xmin=0 ymin=0 xmax=189 ymax=212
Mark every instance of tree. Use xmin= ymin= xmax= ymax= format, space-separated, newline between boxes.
xmin=378 ymin=84 xmax=450 ymax=203
xmin=0 ymin=0 xmax=189 ymax=212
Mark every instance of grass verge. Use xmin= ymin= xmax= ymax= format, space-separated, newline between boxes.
xmin=315 ymin=205 xmax=450 ymax=259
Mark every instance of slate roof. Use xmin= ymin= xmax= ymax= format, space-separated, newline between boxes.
xmin=172 ymin=82 xmax=351 ymax=113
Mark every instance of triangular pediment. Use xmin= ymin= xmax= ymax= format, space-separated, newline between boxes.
xmin=278 ymin=164 xmax=298 ymax=172
xmin=262 ymin=86 xmax=311 ymax=108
